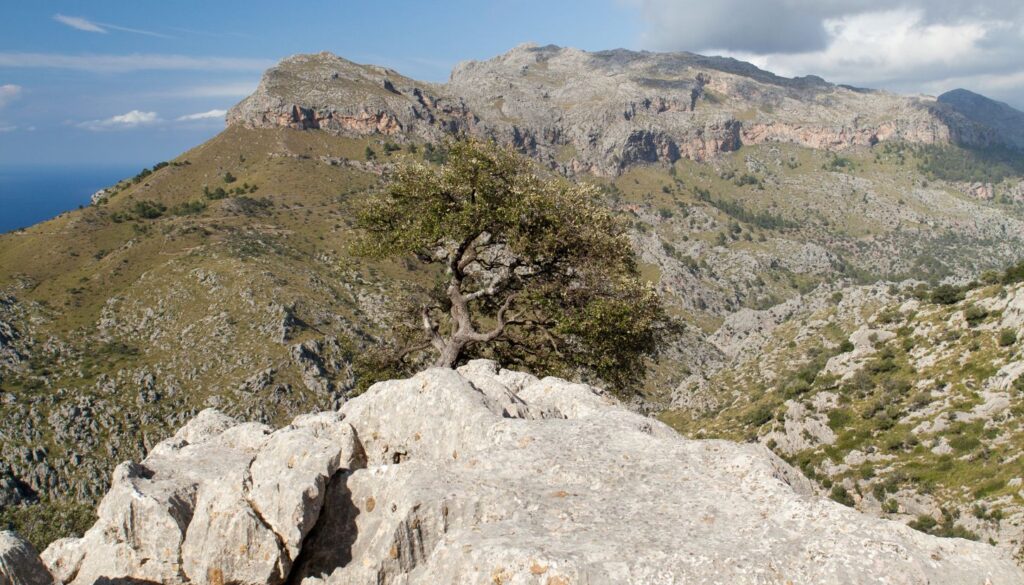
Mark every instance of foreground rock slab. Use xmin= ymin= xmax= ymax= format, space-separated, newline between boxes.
xmin=43 ymin=361 xmax=1023 ymax=584
xmin=0 ymin=531 xmax=53 ymax=585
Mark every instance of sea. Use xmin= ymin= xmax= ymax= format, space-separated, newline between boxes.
xmin=0 ymin=165 xmax=139 ymax=234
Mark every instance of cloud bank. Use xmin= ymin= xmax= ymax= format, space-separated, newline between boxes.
xmin=626 ymin=0 xmax=1024 ymax=107
xmin=177 ymin=109 xmax=227 ymax=121
xmin=79 ymin=110 xmax=161 ymax=130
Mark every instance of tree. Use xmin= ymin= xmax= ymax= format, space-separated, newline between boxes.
xmin=353 ymin=138 xmax=672 ymax=393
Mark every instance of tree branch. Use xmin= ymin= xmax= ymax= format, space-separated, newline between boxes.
xmin=421 ymin=305 xmax=445 ymax=352
xmin=466 ymin=293 xmax=519 ymax=343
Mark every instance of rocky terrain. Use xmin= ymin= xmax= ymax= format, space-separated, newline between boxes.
xmin=3 ymin=45 xmax=1024 ymax=566
xmin=2 ymin=363 xmax=1021 ymax=584
xmin=231 ymin=45 xmax=1017 ymax=176
xmin=664 ymin=271 xmax=1024 ymax=562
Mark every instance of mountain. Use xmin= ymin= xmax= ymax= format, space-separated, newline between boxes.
xmin=2 ymin=45 xmax=1024 ymax=560
xmin=16 ymin=364 xmax=1024 ymax=584
xmin=939 ymin=89 xmax=1024 ymax=151
xmin=229 ymin=45 xmax=1021 ymax=177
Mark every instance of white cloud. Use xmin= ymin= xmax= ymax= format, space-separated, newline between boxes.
xmin=177 ymin=109 xmax=227 ymax=121
xmin=54 ymin=14 xmax=172 ymax=38
xmin=0 ymin=124 xmax=16 ymax=133
xmin=78 ymin=110 xmax=161 ymax=130
xmin=625 ymin=0 xmax=1024 ymax=109
xmin=0 ymin=52 xmax=273 ymax=73
xmin=54 ymin=14 xmax=106 ymax=33
xmin=0 ymin=84 xmax=22 ymax=108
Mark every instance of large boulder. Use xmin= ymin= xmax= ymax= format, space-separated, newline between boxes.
xmin=44 ymin=362 xmax=1024 ymax=584
xmin=42 ymin=410 xmax=361 ymax=585
xmin=0 ymin=531 xmax=53 ymax=585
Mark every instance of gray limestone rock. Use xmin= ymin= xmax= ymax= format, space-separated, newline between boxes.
xmin=43 ymin=363 xmax=1024 ymax=584
xmin=0 ymin=532 xmax=53 ymax=585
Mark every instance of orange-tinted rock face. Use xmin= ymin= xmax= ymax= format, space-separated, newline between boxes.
xmin=227 ymin=46 xmax=1016 ymax=176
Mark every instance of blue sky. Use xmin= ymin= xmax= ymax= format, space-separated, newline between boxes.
xmin=1 ymin=1 xmax=1022 ymax=168
xmin=0 ymin=1 xmax=641 ymax=167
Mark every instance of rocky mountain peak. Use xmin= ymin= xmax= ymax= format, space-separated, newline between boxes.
xmin=227 ymin=45 xmax=1023 ymax=175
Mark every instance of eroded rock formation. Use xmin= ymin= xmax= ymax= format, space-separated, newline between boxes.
xmin=36 ymin=362 xmax=1024 ymax=584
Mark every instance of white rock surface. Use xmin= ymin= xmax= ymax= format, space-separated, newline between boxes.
xmin=0 ymin=532 xmax=53 ymax=585
xmin=44 ymin=362 xmax=1024 ymax=584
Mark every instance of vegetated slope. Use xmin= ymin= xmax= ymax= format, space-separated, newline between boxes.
xmin=939 ymin=89 xmax=1024 ymax=152
xmin=2 ymin=46 xmax=1024 ymax=552
xmin=662 ymin=269 xmax=1024 ymax=562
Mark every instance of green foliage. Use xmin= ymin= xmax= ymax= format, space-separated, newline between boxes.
xmin=823 ymin=155 xmax=854 ymax=172
xmin=1003 ymin=260 xmax=1024 ymax=285
xmin=1 ymin=501 xmax=95 ymax=551
xmin=364 ymin=146 xmax=377 ymax=160
xmin=963 ymin=304 xmax=989 ymax=326
xmin=171 ymin=200 xmax=208 ymax=216
xmin=694 ymin=189 xmax=798 ymax=230
xmin=223 ymin=172 xmax=237 ymax=184
xmin=422 ymin=142 xmax=447 ymax=164
xmin=908 ymin=509 xmax=980 ymax=541
xmin=353 ymin=138 xmax=674 ymax=394
xmin=998 ymin=329 xmax=1017 ymax=347
xmin=132 ymin=200 xmax=167 ymax=219
xmin=930 ymin=284 xmax=965 ymax=305
xmin=829 ymin=485 xmax=855 ymax=507
xmin=917 ymin=144 xmax=1024 ymax=184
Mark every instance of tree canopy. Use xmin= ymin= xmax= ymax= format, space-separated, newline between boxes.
xmin=353 ymin=139 xmax=672 ymax=394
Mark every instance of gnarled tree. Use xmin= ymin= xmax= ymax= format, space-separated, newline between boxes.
xmin=354 ymin=139 xmax=671 ymax=393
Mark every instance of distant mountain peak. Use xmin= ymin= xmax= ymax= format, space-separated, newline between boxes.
xmin=938 ymin=88 xmax=1024 ymax=150
xmin=227 ymin=47 xmax=1024 ymax=175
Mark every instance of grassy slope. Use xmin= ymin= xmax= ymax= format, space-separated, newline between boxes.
xmin=2 ymin=126 xmax=1024 ymax=548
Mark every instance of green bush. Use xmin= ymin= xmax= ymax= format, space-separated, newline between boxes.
xmin=963 ymin=304 xmax=989 ymax=326
xmin=132 ymin=200 xmax=166 ymax=219
xmin=829 ymin=485 xmax=855 ymax=507
xmin=930 ymin=284 xmax=964 ymax=305
xmin=998 ymin=329 xmax=1017 ymax=347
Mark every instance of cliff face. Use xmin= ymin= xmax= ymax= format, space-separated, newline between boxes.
xmin=32 ymin=362 xmax=1024 ymax=585
xmin=227 ymin=45 xmax=1011 ymax=175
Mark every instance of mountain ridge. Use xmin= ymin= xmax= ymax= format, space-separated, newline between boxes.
xmin=228 ymin=44 xmax=1022 ymax=176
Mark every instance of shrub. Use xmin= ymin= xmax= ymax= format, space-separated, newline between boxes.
xmin=998 ymin=329 xmax=1017 ymax=347
xmin=223 ymin=172 xmax=237 ymax=184
xmin=829 ymin=485 xmax=855 ymax=507
xmin=132 ymin=200 xmax=166 ymax=219
xmin=963 ymin=304 xmax=988 ymax=325
xmin=930 ymin=284 xmax=964 ymax=305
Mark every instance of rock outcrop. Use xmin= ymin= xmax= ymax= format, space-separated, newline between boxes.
xmin=227 ymin=44 xmax=1016 ymax=176
xmin=41 ymin=362 xmax=1023 ymax=584
xmin=0 ymin=531 xmax=53 ymax=585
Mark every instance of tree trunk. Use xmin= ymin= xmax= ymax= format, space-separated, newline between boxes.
xmin=434 ymin=339 xmax=465 ymax=369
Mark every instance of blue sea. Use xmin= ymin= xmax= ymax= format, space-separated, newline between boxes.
xmin=0 ymin=165 xmax=139 ymax=234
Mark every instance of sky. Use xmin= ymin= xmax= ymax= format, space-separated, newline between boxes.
xmin=1 ymin=1 xmax=1022 ymax=168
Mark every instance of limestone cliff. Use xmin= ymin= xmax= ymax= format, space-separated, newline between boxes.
xmin=227 ymin=44 xmax=1014 ymax=176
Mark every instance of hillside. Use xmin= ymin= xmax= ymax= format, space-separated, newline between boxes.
xmin=663 ymin=270 xmax=1024 ymax=561
xmin=2 ymin=45 xmax=1024 ymax=555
